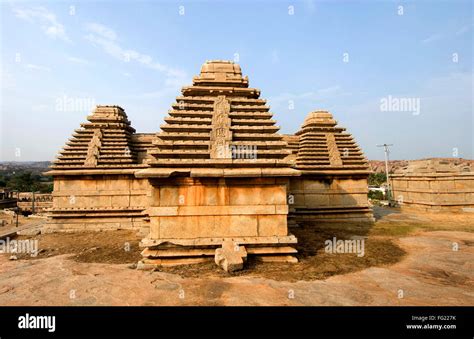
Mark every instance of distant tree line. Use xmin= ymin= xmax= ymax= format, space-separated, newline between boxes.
xmin=0 ymin=171 xmax=53 ymax=193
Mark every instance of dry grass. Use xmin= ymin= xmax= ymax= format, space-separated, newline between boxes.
xmin=14 ymin=230 xmax=142 ymax=264
xmin=10 ymin=224 xmax=406 ymax=282
xmin=9 ymin=207 xmax=473 ymax=282
xmin=157 ymin=225 xmax=406 ymax=282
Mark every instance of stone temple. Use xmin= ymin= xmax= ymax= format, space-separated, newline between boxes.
xmin=391 ymin=159 xmax=474 ymax=212
xmin=46 ymin=60 xmax=372 ymax=270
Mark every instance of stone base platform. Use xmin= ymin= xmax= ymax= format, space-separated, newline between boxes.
xmin=395 ymin=202 xmax=474 ymax=213
xmin=290 ymin=206 xmax=375 ymax=224
xmin=45 ymin=208 xmax=149 ymax=235
xmin=138 ymin=235 xmax=298 ymax=268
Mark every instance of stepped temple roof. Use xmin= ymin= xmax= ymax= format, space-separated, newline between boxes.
xmin=294 ymin=110 xmax=370 ymax=174
xmin=51 ymin=105 xmax=142 ymax=170
xmin=49 ymin=61 xmax=369 ymax=178
xmin=135 ymin=60 xmax=298 ymax=178
xmin=45 ymin=60 xmax=374 ymax=259
xmin=145 ymin=60 xmax=291 ymax=170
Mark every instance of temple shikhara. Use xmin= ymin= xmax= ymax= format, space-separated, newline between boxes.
xmin=46 ymin=60 xmax=372 ymax=271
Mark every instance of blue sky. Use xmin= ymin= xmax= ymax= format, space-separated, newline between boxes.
xmin=0 ymin=0 xmax=472 ymax=161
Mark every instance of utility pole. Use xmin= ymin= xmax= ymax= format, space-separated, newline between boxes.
xmin=16 ymin=191 xmax=19 ymax=228
xmin=376 ymin=144 xmax=393 ymax=201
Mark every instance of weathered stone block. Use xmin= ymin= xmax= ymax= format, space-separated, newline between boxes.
xmin=159 ymin=216 xmax=198 ymax=238
xmin=149 ymin=218 xmax=161 ymax=238
xmin=111 ymin=195 xmax=130 ymax=207
xmin=303 ymin=180 xmax=328 ymax=191
xmin=130 ymin=194 xmax=147 ymax=207
xmin=409 ymin=180 xmax=430 ymax=190
xmin=213 ymin=215 xmax=258 ymax=237
xmin=261 ymin=186 xmax=286 ymax=205
xmin=258 ymin=215 xmax=287 ymax=236
xmin=160 ymin=187 xmax=179 ymax=206
xmin=305 ymin=194 xmax=329 ymax=206
xmin=214 ymin=240 xmax=247 ymax=272
xmin=201 ymin=186 xmax=218 ymax=205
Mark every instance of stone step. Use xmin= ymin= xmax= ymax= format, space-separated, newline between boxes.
xmin=175 ymin=96 xmax=266 ymax=105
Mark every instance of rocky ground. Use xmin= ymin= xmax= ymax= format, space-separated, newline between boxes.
xmin=369 ymin=158 xmax=474 ymax=173
xmin=0 ymin=207 xmax=472 ymax=306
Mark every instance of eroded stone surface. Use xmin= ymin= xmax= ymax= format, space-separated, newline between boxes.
xmin=0 ymin=231 xmax=471 ymax=306
xmin=215 ymin=240 xmax=247 ymax=272
xmin=391 ymin=159 xmax=474 ymax=212
xmin=44 ymin=60 xmax=374 ymax=265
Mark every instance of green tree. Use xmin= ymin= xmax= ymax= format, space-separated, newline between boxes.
xmin=40 ymin=183 xmax=54 ymax=193
xmin=6 ymin=172 xmax=42 ymax=192
xmin=368 ymin=173 xmax=387 ymax=186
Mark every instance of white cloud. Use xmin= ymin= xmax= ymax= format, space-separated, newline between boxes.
xmin=456 ymin=24 xmax=472 ymax=36
xmin=13 ymin=6 xmax=70 ymax=42
xmin=31 ymin=104 xmax=50 ymax=112
xmin=83 ymin=22 xmax=189 ymax=105
xmin=84 ymin=23 xmax=117 ymax=40
xmin=269 ymin=85 xmax=345 ymax=105
xmin=0 ymin=66 xmax=16 ymax=90
xmin=67 ymin=56 xmax=89 ymax=65
xmin=84 ymin=22 xmax=187 ymax=81
xmin=421 ymin=33 xmax=443 ymax=44
xmin=25 ymin=64 xmax=51 ymax=72
xmin=422 ymin=24 xmax=472 ymax=44
xmin=318 ymin=85 xmax=342 ymax=95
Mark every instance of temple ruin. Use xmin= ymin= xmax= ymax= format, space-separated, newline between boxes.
xmin=46 ymin=60 xmax=372 ymax=271
xmin=391 ymin=159 xmax=474 ymax=212
xmin=286 ymin=111 xmax=373 ymax=224
xmin=17 ymin=193 xmax=53 ymax=214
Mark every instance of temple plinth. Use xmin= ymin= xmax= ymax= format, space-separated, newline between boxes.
xmin=391 ymin=159 xmax=474 ymax=211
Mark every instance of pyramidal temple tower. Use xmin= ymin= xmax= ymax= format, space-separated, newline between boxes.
xmin=46 ymin=60 xmax=373 ymax=271
xmin=46 ymin=106 xmax=151 ymax=233
xmin=286 ymin=111 xmax=373 ymax=223
xmin=295 ymin=111 xmax=369 ymax=172
xmin=52 ymin=106 xmax=138 ymax=168
xmin=136 ymin=60 xmax=299 ymax=267
xmin=143 ymin=60 xmax=291 ymax=171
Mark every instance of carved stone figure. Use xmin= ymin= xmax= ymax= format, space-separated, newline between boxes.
xmin=84 ymin=129 xmax=102 ymax=166
xmin=326 ymin=133 xmax=343 ymax=166
xmin=209 ymin=95 xmax=232 ymax=159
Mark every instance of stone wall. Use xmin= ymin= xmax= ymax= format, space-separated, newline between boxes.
xmin=391 ymin=173 xmax=474 ymax=212
xmin=288 ymin=175 xmax=373 ymax=223
xmin=45 ymin=174 xmax=150 ymax=233
xmin=17 ymin=193 xmax=53 ymax=213
xmin=147 ymin=177 xmax=289 ymax=240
